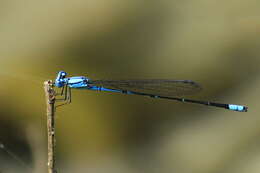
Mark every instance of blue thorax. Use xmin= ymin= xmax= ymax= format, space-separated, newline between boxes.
xmin=54 ymin=71 xmax=89 ymax=88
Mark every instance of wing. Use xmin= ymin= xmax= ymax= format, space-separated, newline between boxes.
xmin=88 ymin=79 xmax=202 ymax=97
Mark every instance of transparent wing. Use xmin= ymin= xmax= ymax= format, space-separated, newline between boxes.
xmin=89 ymin=79 xmax=202 ymax=97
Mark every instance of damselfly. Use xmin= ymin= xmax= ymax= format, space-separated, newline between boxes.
xmin=54 ymin=71 xmax=247 ymax=112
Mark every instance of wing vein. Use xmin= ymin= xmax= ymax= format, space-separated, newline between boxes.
xmin=88 ymin=79 xmax=201 ymax=96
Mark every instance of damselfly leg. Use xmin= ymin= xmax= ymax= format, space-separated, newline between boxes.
xmin=55 ymin=84 xmax=71 ymax=108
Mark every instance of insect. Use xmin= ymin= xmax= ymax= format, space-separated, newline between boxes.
xmin=54 ymin=71 xmax=247 ymax=112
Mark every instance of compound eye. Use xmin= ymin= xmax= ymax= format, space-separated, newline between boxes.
xmin=60 ymin=72 xmax=67 ymax=79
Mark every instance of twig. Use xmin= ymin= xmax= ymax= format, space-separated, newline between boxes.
xmin=44 ymin=80 xmax=57 ymax=173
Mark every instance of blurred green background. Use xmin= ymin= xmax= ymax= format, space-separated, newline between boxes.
xmin=0 ymin=1 xmax=259 ymax=173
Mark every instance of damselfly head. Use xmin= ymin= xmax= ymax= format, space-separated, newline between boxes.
xmin=59 ymin=71 xmax=67 ymax=78
xmin=55 ymin=71 xmax=67 ymax=87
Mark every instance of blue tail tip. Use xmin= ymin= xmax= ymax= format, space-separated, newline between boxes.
xmin=229 ymin=104 xmax=248 ymax=112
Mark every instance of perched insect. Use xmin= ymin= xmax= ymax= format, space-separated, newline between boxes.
xmin=54 ymin=71 xmax=247 ymax=112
